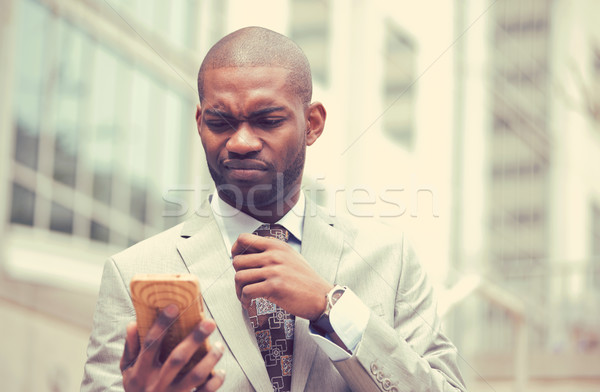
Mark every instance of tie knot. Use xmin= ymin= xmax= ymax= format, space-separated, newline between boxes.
xmin=253 ymin=223 xmax=290 ymax=242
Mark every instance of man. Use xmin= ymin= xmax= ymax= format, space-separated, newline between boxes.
xmin=81 ymin=26 xmax=466 ymax=392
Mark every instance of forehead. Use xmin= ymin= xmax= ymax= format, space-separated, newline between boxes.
xmin=201 ymin=67 xmax=301 ymax=114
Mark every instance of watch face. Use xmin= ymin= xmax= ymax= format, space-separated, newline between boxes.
xmin=330 ymin=289 xmax=345 ymax=305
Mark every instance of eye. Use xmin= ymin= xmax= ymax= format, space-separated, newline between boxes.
xmin=205 ymin=119 xmax=235 ymax=132
xmin=255 ymin=117 xmax=285 ymax=129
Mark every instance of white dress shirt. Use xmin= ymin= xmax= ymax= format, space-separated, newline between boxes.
xmin=210 ymin=193 xmax=369 ymax=361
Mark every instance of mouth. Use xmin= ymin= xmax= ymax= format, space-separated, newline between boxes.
xmin=222 ymin=159 xmax=269 ymax=171
xmin=221 ymin=159 xmax=270 ymax=182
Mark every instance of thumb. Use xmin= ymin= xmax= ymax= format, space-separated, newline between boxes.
xmin=120 ymin=321 xmax=140 ymax=372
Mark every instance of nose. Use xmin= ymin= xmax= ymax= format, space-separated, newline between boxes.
xmin=226 ymin=122 xmax=262 ymax=155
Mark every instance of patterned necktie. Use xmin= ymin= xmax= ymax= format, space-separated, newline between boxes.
xmin=248 ymin=223 xmax=295 ymax=392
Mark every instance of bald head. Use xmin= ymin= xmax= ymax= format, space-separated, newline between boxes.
xmin=197 ymin=26 xmax=312 ymax=105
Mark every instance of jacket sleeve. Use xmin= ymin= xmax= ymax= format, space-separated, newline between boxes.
xmin=333 ymin=239 xmax=467 ymax=392
xmin=81 ymin=258 xmax=134 ymax=392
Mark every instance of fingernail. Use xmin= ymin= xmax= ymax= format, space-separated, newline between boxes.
xmin=214 ymin=369 xmax=226 ymax=378
xmin=164 ymin=304 xmax=179 ymax=317
xmin=214 ymin=341 xmax=225 ymax=354
xmin=199 ymin=320 xmax=212 ymax=335
xmin=193 ymin=326 xmax=205 ymax=342
xmin=158 ymin=304 xmax=178 ymax=326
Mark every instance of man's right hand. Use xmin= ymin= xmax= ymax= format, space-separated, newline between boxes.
xmin=120 ymin=304 xmax=226 ymax=392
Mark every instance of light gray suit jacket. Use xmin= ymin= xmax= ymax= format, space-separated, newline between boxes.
xmin=81 ymin=197 xmax=466 ymax=391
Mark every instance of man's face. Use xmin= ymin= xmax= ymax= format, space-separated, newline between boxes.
xmin=197 ymin=67 xmax=309 ymax=209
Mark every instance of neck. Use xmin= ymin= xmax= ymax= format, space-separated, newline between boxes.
xmin=218 ymin=188 xmax=301 ymax=224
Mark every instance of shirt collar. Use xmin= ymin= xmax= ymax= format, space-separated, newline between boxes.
xmin=210 ymin=192 xmax=305 ymax=251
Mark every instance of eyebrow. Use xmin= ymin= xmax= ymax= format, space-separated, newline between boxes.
xmin=247 ymin=107 xmax=286 ymax=118
xmin=203 ymin=106 xmax=286 ymax=120
xmin=203 ymin=109 xmax=236 ymax=120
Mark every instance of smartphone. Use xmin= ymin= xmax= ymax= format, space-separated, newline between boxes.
xmin=130 ymin=273 xmax=210 ymax=374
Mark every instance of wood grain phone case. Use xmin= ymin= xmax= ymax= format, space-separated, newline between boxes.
xmin=130 ymin=274 xmax=210 ymax=374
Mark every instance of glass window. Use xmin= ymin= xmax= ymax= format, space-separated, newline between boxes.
xmin=49 ymin=201 xmax=74 ymax=234
xmin=10 ymin=184 xmax=36 ymax=226
xmin=90 ymin=220 xmax=110 ymax=243
xmin=289 ymin=0 xmax=330 ymax=85
xmin=591 ymin=45 xmax=600 ymax=124
xmin=128 ymin=72 xmax=152 ymax=181
xmin=382 ymin=21 xmax=417 ymax=147
xmin=97 ymin=0 xmax=196 ymax=50
xmin=9 ymin=0 xmax=196 ymax=248
xmin=487 ymin=0 xmax=551 ymax=274
xmin=593 ymin=204 xmax=600 ymax=256
xmin=162 ymin=92 xmax=186 ymax=187
xmin=164 ymin=0 xmax=194 ymax=49
xmin=13 ymin=0 xmax=47 ymax=170
xmin=591 ymin=203 xmax=600 ymax=289
xmin=89 ymin=45 xmax=118 ymax=182
xmin=53 ymin=21 xmax=86 ymax=188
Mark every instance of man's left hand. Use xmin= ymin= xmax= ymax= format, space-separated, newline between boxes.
xmin=231 ymin=233 xmax=333 ymax=320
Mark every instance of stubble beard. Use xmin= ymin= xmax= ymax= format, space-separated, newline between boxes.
xmin=207 ymin=143 xmax=306 ymax=212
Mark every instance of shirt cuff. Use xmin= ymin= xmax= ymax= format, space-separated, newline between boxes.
xmin=308 ymin=330 xmax=351 ymax=361
xmin=308 ymin=288 xmax=370 ymax=361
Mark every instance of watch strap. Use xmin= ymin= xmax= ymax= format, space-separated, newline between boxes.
xmin=311 ymin=285 xmax=347 ymax=335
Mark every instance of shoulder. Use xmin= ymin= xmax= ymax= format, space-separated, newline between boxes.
xmin=309 ymin=205 xmax=424 ymax=309
xmin=112 ymin=222 xmax=184 ymax=260
xmin=313 ymin=203 xmax=410 ymax=260
xmin=323 ymin=204 xmax=405 ymax=243
xmin=109 ymin=211 xmax=217 ymax=276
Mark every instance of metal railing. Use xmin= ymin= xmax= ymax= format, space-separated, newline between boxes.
xmin=440 ymin=274 xmax=529 ymax=392
xmin=440 ymin=261 xmax=600 ymax=391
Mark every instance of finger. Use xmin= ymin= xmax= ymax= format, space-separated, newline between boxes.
xmin=231 ymin=233 xmax=271 ymax=257
xmin=120 ymin=321 xmax=140 ymax=372
xmin=135 ymin=304 xmax=179 ymax=371
xmin=234 ymin=268 xmax=266 ymax=301
xmin=238 ymin=281 xmax=272 ymax=309
xmin=155 ymin=319 xmax=216 ymax=390
xmin=177 ymin=342 xmax=225 ymax=391
xmin=232 ymin=252 xmax=269 ymax=271
xmin=195 ymin=369 xmax=226 ymax=392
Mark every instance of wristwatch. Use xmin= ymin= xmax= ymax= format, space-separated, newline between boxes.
xmin=311 ymin=285 xmax=347 ymax=335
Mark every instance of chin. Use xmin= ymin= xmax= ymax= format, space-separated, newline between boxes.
xmin=208 ymin=162 xmax=302 ymax=210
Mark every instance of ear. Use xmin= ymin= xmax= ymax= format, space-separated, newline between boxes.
xmin=195 ymin=103 xmax=202 ymax=135
xmin=305 ymin=102 xmax=326 ymax=146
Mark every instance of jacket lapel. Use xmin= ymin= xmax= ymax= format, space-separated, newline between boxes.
xmin=291 ymin=197 xmax=345 ymax=392
xmin=176 ymin=201 xmax=272 ymax=391
xmin=176 ymin=197 xmax=345 ymax=392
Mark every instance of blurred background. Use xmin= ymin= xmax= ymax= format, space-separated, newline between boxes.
xmin=1 ymin=0 xmax=599 ymax=391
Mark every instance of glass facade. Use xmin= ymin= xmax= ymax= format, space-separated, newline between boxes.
xmin=9 ymin=0 xmax=198 ymax=247
xmin=592 ymin=202 xmax=600 ymax=289
xmin=488 ymin=0 xmax=551 ymax=275
xmin=95 ymin=0 xmax=198 ymax=50
xmin=382 ymin=20 xmax=416 ymax=147
xmin=474 ymin=0 xmax=554 ymax=354
xmin=289 ymin=0 xmax=330 ymax=86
